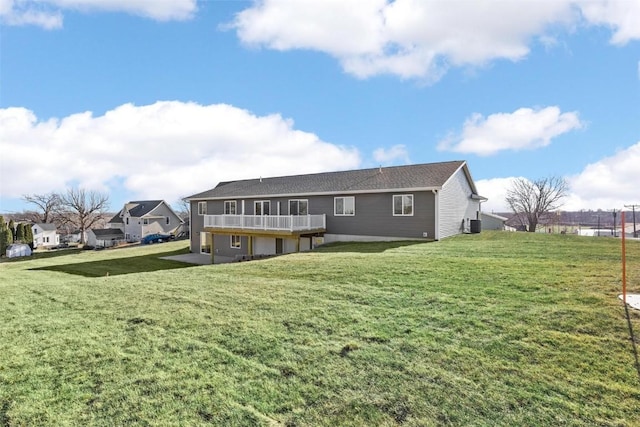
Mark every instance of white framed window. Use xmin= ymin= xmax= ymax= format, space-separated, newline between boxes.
xmin=393 ymin=194 xmax=414 ymax=216
xmin=166 ymin=217 xmax=170 ymax=225
xmin=198 ymin=201 xmax=207 ymax=216
xmin=289 ymin=199 xmax=308 ymax=216
xmin=254 ymin=200 xmax=270 ymax=216
xmin=126 ymin=217 xmax=129 ymax=225
xmin=224 ymin=200 xmax=236 ymax=215
xmin=143 ymin=218 xmax=149 ymax=225
xmin=334 ymin=196 xmax=355 ymax=216
xmin=230 ymin=235 xmax=241 ymax=249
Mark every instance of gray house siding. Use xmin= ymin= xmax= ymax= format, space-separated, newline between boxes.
xmin=190 ymin=191 xmax=437 ymax=254
xmin=438 ymin=167 xmax=481 ymax=239
xmin=190 ymin=200 xmax=208 ymax=254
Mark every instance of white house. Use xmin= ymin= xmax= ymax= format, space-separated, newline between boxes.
xmin=480 ymin=212 xmax=515 ymax=231
xmin=87 ymin=228 xmax=125 ymax=248
xmin=107 ymin=200 xmax=184 ymax=242
xmin=32 ymin=223 xmax=60 ymax=248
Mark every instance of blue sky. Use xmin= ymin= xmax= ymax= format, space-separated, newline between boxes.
xmin=1 ymin=0 xmax=639 ymax=214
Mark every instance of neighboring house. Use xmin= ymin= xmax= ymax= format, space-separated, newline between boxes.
xmin=480 ymin=212 xmax=515 ymax=231
xmin=107 ymin=200 xmax=184 ymax=242
xmin=62 ymin=229 xmax=84 ymax=244
xmin=32 ymin=223 xmax=60 ymax=248
xmin=87 ymin=228 xmax=125 ymax=248
xmin=186 ymin=160 xmax=486 ymax=264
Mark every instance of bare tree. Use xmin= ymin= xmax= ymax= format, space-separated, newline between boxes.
xmin=59 ymin=188 xmax=110 ymax=244
xmin=175 ymin=197 xmax=190 ymax=221
xmin=22 ymin=193 xmax=62 ymax=223
xmin=505 ymin=176 xmax=568 ymax=232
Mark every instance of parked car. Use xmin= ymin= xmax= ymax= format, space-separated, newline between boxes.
xmin=141 ymin=233 xmax=173 ymax=244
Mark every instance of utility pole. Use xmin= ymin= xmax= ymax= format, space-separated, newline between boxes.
xmin=624 ymin=204 xmax=639 ymax=238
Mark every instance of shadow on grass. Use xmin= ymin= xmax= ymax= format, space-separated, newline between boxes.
xmin=313 ymin=240 xmax=429 ymax=254
xmin=30 ymin=247 xmax=194 ymax=277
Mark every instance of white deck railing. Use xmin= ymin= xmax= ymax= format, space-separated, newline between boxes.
xmin=204 ymin=214 xmax=326 ymax=232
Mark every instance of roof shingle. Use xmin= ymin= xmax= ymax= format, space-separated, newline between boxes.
xmin=188 ymin=161 xmax=469 ymax=200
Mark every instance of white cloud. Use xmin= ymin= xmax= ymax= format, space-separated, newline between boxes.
xmin=373 ymin=144 xmax=410 ymax=165
xmin=565 ymin=141 xmax=640 ymax=210
xmin=476 ymin=177 xmax=520 ymax=213
xmin=475 ymin=141 xmax=640 ymax=212
xmin=438 ymin=107 xmax=583 ymax=156
xmin=0 ymin=0 xmax=196 ymax=28
xmin=578 ymin=0 xmax=640 ymax=45
xmin=0 ymin=102 xmax=361 ymax=206
xmin=231 ymin=0 xmax=638 ymax=81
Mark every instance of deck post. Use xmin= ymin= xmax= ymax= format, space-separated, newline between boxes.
xmin=211 ymin=231 xmax=216 ymax=265
xmin=296 ymin=236 xmax=300 ymax=253
xmin=248 ymin=235 xmax=253 ymax=257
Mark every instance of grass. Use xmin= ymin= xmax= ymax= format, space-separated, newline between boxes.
xmin=1 ymin=232 xmax=639 ymax=426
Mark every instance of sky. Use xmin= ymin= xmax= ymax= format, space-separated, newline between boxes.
xmin=1 ymin=0 xmax=639 ymax=214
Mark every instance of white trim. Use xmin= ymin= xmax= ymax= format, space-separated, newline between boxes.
xmin=224 ymin=200 xmax=237 ymax=215
xmin=288 ymin=199 xmax=309 ymax=215
xmin=433 ymin=189 xmax=439 ymax=240
xmin=230 ymin=235 xmax=242 ymax=249
xmin=392 ymin=194 xmax=414 ymax=216
xmin=334 ymin=196 xmax=355 ymax=216
xmin=254 ymin=200 xmax=270 ymax=216
xmin=197 ymin=201 xmax=207 ymax=216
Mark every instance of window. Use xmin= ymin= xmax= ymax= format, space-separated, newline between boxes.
xmin=334 ymin=196 xmax=355 ymax=216
xmin=254 ymin=200 xmax=270 ymax=216
xmin=166 ymin=217 xmax=170 ymax=225
xmin=230 ymin=235 xmax=241 ymax=249
xmin=393 ymin=194 xmax=414 ymax=216
xmin=143 ymin=218 xmax=149 ymax=225
xmin=224 ymin=200 xmax=236 ymax=215
xmin=289 ymin=199 xmax=308 ymax=215
xmin=198 ymin=201 xmax=207 ymax=216
xmin=126 ymin=217 xmax=129 ymax=225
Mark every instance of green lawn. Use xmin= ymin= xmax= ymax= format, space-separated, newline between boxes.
xmin=1 ymin=232 xmax=639 ymax=426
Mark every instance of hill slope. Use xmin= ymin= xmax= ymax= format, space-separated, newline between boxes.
xmin=1 ymin=232 xmax=638 ymax=425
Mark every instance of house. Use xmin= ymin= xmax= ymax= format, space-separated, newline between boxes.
xmin=480 ymin=212 xmax=515 ymax=231
xmin=87 ymin=228 xmax=125 ymax=248
xmin=32 ymin=223 xmax=60 ymax=248
xmin=186 ymin=160 xmax=486 ymax=264
xmin=107 ymin=200 xmax=184 ymax=242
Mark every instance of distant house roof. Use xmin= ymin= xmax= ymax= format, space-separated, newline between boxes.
xmin=126 ymin=200 xmax=164 ymax=217
xmin=481 ymin=212 xmax=508 ymax=221
xmin=108 ymin=213 xmax=124 ymax=223
xmin=188 ymin=161 xmax=479 ymax=200
xmin=91 ymin=229 xmax=124 ymax=238
xmin=34 ymin=223 xmax=57 ymax=231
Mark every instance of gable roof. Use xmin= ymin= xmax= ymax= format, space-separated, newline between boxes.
xmin=90 ymin=228 xmax=124 ymax=238
xmin=481 ymin=212 xmax=508 ymax=221
xmin=108 ymin=213 xmax=124 ymax=223
xmin=125 ymin=200 xmax=165 ymax=217
xmin=188 ymin=161 xmax=476 ymax=200
xmin=33 ymin=223 xmax=57 ymax=231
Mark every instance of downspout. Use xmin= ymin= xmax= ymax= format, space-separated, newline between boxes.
xmin=432 ymin=189 xmax=439 ymax=240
